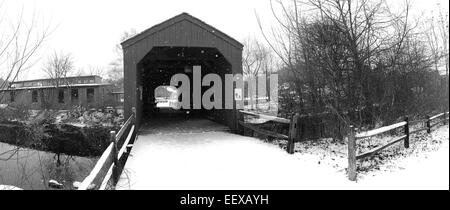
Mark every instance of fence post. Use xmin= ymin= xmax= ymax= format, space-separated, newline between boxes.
xmin=110 ymin=131 xmax=120 ymax=185
xmin=348 ymin=125 xmax=357 ymax=181
xmin=236 ymin=111 xmax=245 ymax=135
xmin=286 ymin=114 xmax=300 ymax=154
xmin=426 ymin=115 xmax=431 ymax=134
xmin=444 ymin=111 xmax=447 ymax=125
xmin=404 ymin=117 xmax=409 ymax=149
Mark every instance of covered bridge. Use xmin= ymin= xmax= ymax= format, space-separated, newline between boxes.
xmin=121 ymin=13 xmax=244 ymax=132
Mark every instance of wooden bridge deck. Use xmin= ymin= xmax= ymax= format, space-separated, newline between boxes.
xmin=115 ymin=116 xmax=307 ymax=190
xmin=116 ymin=117 xmax=232 ymax=190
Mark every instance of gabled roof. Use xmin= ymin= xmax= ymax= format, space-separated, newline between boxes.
xmin=121 ymin=13 xmax=243 ymax=50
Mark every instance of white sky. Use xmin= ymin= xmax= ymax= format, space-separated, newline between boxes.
xmin=1 ymin=0 xmax=449 ymax=80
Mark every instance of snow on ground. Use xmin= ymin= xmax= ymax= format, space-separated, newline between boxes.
xmin=355 ymin=125 xmax=449 ymax=190
xmin=284 ymin=124 xmax=449 ymax=189
xmin=117 ymin=129 xmax=345 ymax=190
xmin=0 ymin=185 xmax=23 ymax=190
xmin=116 ymin=118 xmax=449 ymax=190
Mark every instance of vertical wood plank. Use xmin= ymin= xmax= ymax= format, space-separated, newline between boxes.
xmin=348 ymin=126 xmax=357 ymax=181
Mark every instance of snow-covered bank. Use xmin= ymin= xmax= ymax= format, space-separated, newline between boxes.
xmin=1 ymin=108 xmax=124 ymax=128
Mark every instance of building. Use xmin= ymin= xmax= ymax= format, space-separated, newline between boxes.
xmin=121 ymin=13 xmax=244 ymax=131
xmin=0 ymin=75 xmax=123 ymax=110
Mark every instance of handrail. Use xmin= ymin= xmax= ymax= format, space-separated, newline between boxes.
xmin=430 ymin=113 xmax=444 ymax=121
xmin=78 ymin=143 xmax=115 ymax=190
xmin=355 ymin=121 xmax=406 ymax=139
xmin=116 ymin=116 xmax=133 ymax=141
xmin=78 ymin=114 xmax=135 ymax=190
xmin=118 ymin=125 xmax=135 ymax=159
xmin=239 ymin=111 xmax=299 ymax=154
xmin=238 ymin=121 xmax=289 ymax=140
xmin=239 ymin=110 xmax=291 ymax=124
xmin=98 ymin=125 xmax=136 ymax=190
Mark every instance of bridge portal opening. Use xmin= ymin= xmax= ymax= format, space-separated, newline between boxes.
xmin=138 ymin=47 xmax=232 ymax=127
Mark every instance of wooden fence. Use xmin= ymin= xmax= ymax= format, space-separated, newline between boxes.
xmin=347 ymin=111 xmax=449 ymax=181
xmin=78 ymin=113 xmax=136 ymax=190
xmin=239 ymin=110 xmax=300 ymax=154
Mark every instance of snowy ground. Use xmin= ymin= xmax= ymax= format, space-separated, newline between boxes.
xmin=116 ymin=119 xmax=449 ymax=190
xmin=355 ymin=125 xmax=449 ymax=189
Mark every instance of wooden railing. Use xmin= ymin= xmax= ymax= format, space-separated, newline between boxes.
xmin=78 ymin=114 xmax=136 ymax=190
xmin=347 ymin=111 xmax=448 ymax=181
xmin=239 ymin=110 xmax=300 ymax=154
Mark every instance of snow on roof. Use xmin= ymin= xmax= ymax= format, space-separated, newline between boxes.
xmin=0 ymin=83 xmax=112 ymax=91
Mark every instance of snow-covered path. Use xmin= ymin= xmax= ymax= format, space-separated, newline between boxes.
xmin=116 ymin=119 xmax=449 ymax=190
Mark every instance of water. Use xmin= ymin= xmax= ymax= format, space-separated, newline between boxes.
xmin=0 ymin=142 xmax=97 ymax=190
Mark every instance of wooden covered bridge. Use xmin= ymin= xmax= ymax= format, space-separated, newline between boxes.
xmin=121 ymin=12 xmax=244 ymax=132
xmin=77 ymin=13 xmax=300 ymax=190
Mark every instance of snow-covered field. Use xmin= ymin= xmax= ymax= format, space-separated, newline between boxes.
xmin=116 ymin=119 xmax=449 ymax=190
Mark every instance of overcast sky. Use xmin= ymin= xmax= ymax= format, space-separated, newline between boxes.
xmin=1 ymin=0 xmax=449 ymax=80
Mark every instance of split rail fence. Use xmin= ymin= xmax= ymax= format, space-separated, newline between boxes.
xmin=238 ymin=110 xmax=299 ymax=154
xmin=347 ymin=111 xmax=449 ymax=181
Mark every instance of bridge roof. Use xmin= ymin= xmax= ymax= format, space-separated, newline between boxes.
xmin=121 ymin=13 xmax=244 ymax=50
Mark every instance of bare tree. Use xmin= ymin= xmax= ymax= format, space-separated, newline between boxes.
xmin=42 ymin=51 xmax=74 ymax=88
xmin=39 ymin=52 xmax=74 ymax=109
xmin=243 ymin=37 xmax=273 ymax=77
xmin=0 ymin=3 xmax=51 ymax=102
xmin=87 ymin=65 xmax=105 ymax=77
xmin=106 ymin=29 xmax=137 ymax=89
xmin=424 ymin=5 xmax=449 ymax=110
xmin=242 ymin=37 xmax=274 ymax=110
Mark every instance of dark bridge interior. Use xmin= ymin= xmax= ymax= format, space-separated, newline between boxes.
xmin=138 ymin=46 xmax=232 ymax=127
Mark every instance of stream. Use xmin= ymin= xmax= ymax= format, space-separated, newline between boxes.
xmin=0 ymin=142 xmax=97 ymax=190
xmin=0 ymin=122 xmax=115 ymax=190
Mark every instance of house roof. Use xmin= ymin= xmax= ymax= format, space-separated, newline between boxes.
xmin=121 ymin=13 xmax=244 ymax=50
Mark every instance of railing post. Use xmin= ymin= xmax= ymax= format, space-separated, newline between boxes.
xmin=110 ymin=131 xmax=120 ymax=186
xmin=404 ymin=117 xmax=409 ymax=149
xmin=132 ymin=107 xmax=136 ymax=123
xmin=286 ymin=114 xmax=299 ymax=154
xmin=348 ymin=125 xmax=357 ymax=181
xmin=426 ymin=115 xmax=431 ymax=134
